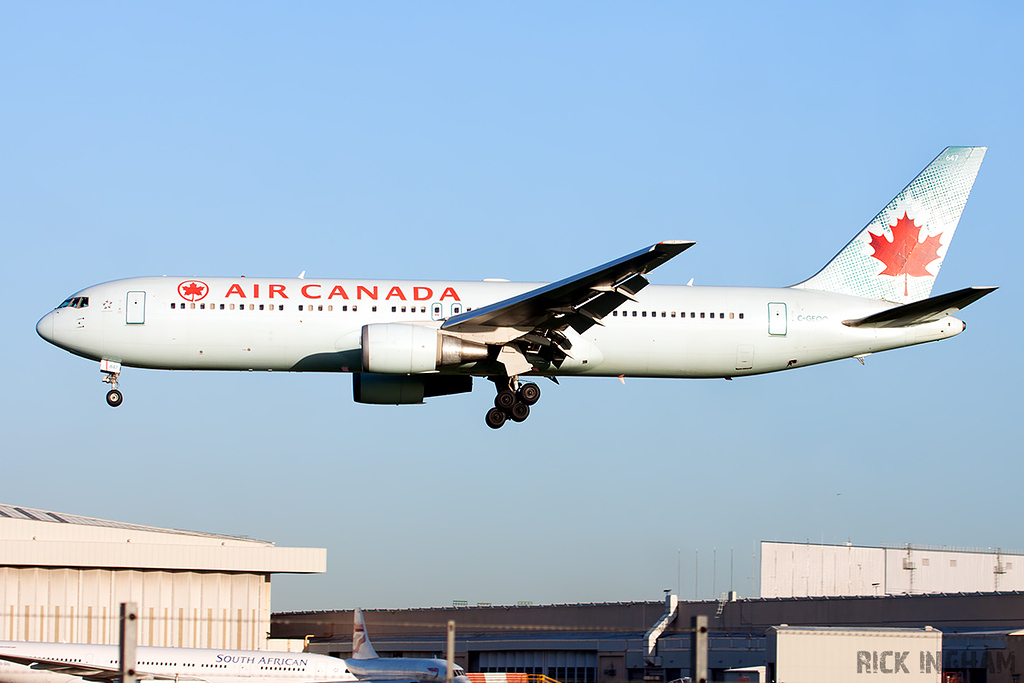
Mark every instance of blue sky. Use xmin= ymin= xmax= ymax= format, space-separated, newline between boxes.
xmin=1 ymin=3 xmax=1021 ymax=611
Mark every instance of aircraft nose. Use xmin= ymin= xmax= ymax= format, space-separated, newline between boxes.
xmin=36 ymin=312 xmax=54 ymax=343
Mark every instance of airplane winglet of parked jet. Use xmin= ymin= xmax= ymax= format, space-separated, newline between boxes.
xmin=36 ymin=147 xmax=995 ymax=428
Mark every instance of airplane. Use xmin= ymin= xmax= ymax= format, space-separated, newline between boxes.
xmin=0 ymin=640 xmax=355 ymax=683
xmin=36 ymin=146 xmax=995 ymax=429
xmin=345 ymin=608 xmax=469 ymax=683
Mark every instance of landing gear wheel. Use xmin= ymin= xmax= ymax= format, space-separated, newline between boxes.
xmin=510 ymin=402 xmax=530 ymax=422
xmin=518 ymin=382 xmax=541 ymax=405
xmin=485 ymin=407 xmax=507 ymax=429
xmin=106 ymin=389 xmax=123 ymax=407
xmin=494 ymin=389 xmax=516 ymax=411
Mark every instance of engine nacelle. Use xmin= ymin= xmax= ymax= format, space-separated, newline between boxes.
xmin=352 ymin=373 xmax=473 ymax=405
xmin=361 ymin=324 xmax=488 ymax=374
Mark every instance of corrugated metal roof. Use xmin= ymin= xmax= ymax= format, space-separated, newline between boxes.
xmin=0 ymin=502 xmax=265 ymax=543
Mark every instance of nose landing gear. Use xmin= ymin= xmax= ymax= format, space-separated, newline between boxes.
xmin=484 ymin=377 xmax=541 ymax=429
xmin=100 ymin=360 xmax=123 ymax=408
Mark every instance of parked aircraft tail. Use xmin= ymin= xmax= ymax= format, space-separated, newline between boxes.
xmin=793 ymin=146 xmax=986 ymax=304
xmin=352 ymin=608 xmax=379 ymax=660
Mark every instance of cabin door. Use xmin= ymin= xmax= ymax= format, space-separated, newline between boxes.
xmin=126 ymin=291 xmax=146 ymax=324
xmin=768 ymin=302 xmax=787 ymax=336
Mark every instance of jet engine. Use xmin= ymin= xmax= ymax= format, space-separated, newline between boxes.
xmin=360 ymin=323 xmax=488 ymax=374
xmin=352 ymin=373 xmax=473 ymax=405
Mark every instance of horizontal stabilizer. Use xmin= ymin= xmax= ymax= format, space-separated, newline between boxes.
xmin=843 ymin=286 xmax=997 ymax=328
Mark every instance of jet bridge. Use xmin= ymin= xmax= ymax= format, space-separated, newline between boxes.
xmin=643 ymin=593 xmax=679 ymax=666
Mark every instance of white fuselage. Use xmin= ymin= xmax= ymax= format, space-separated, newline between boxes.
xmin=346 ymin=657 xmax=469 ymax=683
xmin=36 ymin=276 xmax=965 ymax=379
xmin=0 ymin=640 xmax=353 ymax=683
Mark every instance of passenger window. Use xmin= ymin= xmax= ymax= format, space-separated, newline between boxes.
xmin=642 ymin=311 xmax=647 ymax=317
xmin=729 ymin=312 xmax=734 ymax=319
xmin=200 ymin=304 xmax=205 ymax=309
xmin=739 ymin=313 xmax=744 ymax=319
xmin=632 ymin=311 xmax=637 ymax=317
xmin=392 ymin=306 xmax=397 ymax=313
xmin=661 ymin=312 xmax=666 ymax=317
xmin=259 ymin=304 xmax=264 ymax=310
xmin=278 ymin=305 xmax=283 ymax=311
xmin=328 ymin=305 xmax=333 ymax=311
xmin=171 ymin=303 xmax=176 ymax=309
xmin=318 ymin=305 xmax=324 ymax=311
xmin=700 ymin=312 xmax=705 ymax=318
xmin=613 ymin=310 xmax=618 ymax=316
xmin=671 ymin=311 xmax=676 ymax=317
xmin=342 ymin=305 xmax=348 ymax=311
xmin=372 ymin=306 xmax=377 ymax=312
xmin=249 ymin=304 xmax=254 ymax=310
xmin=690 ymin=312 xmax=695 ymax=318
xmin=352 ymin=305 xmax=358 ymax=312
xmin=720 ymin=313 xmax=724 ymax=319
xmin=220 ymin=304 xmax=225 ymax=310
xmin=190 ymin=303 xmax=196 ymax=309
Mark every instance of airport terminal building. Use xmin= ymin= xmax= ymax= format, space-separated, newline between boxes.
xmin=275 ymin=593 xmax=1024 ymax=683
xmin=0 ymin=503 xmax=325 ymax=649
xmin=4 ymin=506 xmax=1022 ymax=683
xmin=274 ymin=542 xmax=1024 ymax=683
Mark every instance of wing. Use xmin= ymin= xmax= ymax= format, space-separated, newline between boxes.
xmin=0 ymin=655 xmax=204 ymax=682
xmin=439 ymin=241 xmax=694 ymax=375
xmin=843 ymin=286 xmax=997 ymax=328
xmin=443 ymin=241 xmax=693 ymax=333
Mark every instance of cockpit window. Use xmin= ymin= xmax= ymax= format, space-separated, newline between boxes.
xmin=57 ymin=297 xmax=89 ymax=309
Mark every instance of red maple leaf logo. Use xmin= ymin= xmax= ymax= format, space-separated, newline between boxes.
xmin=177 ymin=280 xmax=208 ymax=302
xmin=867 ymin=213 xmax=942 ymax=296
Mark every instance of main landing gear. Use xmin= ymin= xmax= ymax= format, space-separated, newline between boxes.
xmin=100 ymin=360 xmax=123 ymax=408
xmin=485 ymin=377 xmax=541 ymax=429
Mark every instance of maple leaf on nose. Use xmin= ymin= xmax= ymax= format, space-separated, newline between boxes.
xmin=868 ymin=212 xmax=943 ymax=278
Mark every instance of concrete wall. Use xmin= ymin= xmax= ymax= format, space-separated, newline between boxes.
xmin=761 ymin=542 xmax=1024 ymax=598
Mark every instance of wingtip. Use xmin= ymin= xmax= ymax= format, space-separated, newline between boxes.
xmin=655 ymin=240 xmax=697 ymax=253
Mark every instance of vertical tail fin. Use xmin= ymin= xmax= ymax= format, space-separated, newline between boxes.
xmin=351 ymin=608 xmax=379 ymax=660
xmin=793 ymin=146 xmax=986 ymax=303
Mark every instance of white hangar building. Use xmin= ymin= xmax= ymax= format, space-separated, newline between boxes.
xmin=761 ymin=540 xmax=1024 ymax=598
xmin=0 ymin=503 xmax=325 ymax=649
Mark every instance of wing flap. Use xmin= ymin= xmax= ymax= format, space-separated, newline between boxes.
xmin=843 ymin=286 xmax=997 ymax=328
xmin=0 ymin=657 xmax=120 ymax=682
xmin=0 ymin=655 xmax=204 ymax=683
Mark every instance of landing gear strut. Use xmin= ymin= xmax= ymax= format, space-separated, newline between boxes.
xmin=484 ymin=377 xmax=541 ymax=429
xmin=101 ymin=360 xmax=123 ymax=408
